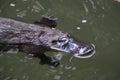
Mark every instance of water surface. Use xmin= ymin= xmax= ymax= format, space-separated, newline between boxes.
xmin=0 ymin=0 xmax=120 ymax=80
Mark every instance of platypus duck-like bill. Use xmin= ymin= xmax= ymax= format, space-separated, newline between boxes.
xmin=50 ymin=37 xmax=95 ymax=58
xmin=0 ymin=17 xmax=95 ymax=59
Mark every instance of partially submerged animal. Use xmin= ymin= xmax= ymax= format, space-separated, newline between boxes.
xmin=0 ymin=16 xmax=95 ymax=67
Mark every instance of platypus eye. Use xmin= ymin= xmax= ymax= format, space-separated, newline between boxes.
xmin=51 ymin=37 xmax=69 ymax=47
xmin=52 ymin=40 xmax=58 ymax=43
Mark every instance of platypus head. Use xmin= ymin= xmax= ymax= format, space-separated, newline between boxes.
xmin=39 ymin=29 xmax=95 ymax=58
xmin=50 ymin=36 xmax=95 ymax=58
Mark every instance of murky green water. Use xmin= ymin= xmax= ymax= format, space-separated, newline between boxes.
xmin=0 ymin=0 xmax=120 ymax=80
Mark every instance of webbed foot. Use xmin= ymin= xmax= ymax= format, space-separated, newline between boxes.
xmin=35 ymin=53 xmax=60 ymax=67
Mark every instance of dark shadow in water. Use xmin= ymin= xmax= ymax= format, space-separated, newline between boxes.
xmin=0 ymin=44 xmax=60 ymax=67
xmin=33 ymin=53 xmax=60 ymax=67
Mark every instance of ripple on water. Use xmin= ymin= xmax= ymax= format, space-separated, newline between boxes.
xmin=31 ymin=1 xmax=45 ymax=13
xmin=23 ymin=0 xmax=27 ymax=1
xmin=3 ymin=76 xmax=11 ymax=80
xmin=9 ymin=68 xmax=14 ymax=71
xmin=17 ymin=10 xmax=27 ymax=18
xmin=65 ymin=65 xmax=72 ymax=70
xmin=54 ymin=75 xmax=61 ymax=80
xmin=0 ymin=67 xmax=4 ymax=72
xmin=44 ymin=64 xmax=77 ymax=80
xmin=22 ymin=75 xmax=29 ymax=80
xmin=59 ymin=71 xmax=64 ymax=75
xmin=89 ymin=0 xmax=96 ymax=10
xmin=83 ymin=3 xmax=89 ymax=13
xmin=12 ymin=79 xmax=18 ymax=80
xmin=54 ymin=52 xmax=64 ymax=60
xmin=64 ymin=65 xmax=77 ymax=71
xmin=114 ymin=0 xmax=120 ymax=2
xmin=60 ymin=64 xmax=64 ymax=68
xmin=72 ymin=66 xmax=76 ymax=70
xmin=0 ymin=53 xmax=4 ymax=56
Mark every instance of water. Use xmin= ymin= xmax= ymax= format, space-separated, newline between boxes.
xmin=0 ymin=0 xmax=120 ymax=80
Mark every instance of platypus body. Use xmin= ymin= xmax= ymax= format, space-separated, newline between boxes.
xmin=0 ymin=17 xmax=95 ymax=67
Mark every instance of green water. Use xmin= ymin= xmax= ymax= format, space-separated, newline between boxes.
xmin=0 ymin=0 xmax=120 ymax=80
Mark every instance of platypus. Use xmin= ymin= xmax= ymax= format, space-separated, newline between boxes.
xmin=0 ymin=16 xmax=95 ymax=67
